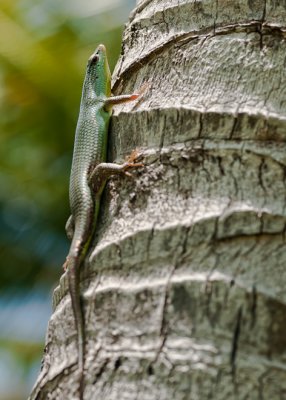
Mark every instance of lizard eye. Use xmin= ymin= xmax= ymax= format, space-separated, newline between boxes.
xmin=89 ymin=54 xmax=99 ymax=64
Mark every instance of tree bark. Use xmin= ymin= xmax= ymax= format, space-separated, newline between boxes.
xmin=29 ymin=1 xmax=286 ymax=399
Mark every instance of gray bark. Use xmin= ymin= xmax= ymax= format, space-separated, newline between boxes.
xmin=29 ymin=0 xmax=286 ymax=399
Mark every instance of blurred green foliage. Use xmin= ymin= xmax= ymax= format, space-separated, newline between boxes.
xmin=0 ymin=0 xmax=136 ymax=397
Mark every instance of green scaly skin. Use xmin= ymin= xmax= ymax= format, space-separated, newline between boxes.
xmin=64 ymin=44 xmax=141 ymax=399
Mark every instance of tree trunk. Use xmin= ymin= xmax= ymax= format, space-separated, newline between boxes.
xmin=29 ymin=1 xmax=286 ymax=399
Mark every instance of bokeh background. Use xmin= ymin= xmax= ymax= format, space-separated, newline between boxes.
xmin=0 ymin=0 xmax=136 ymax=398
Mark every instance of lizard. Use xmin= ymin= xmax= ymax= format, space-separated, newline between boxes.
xmin=63 ymin=44 xmax=143 ymax=399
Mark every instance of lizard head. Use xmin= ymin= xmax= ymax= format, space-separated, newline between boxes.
xmin=86 ymin=44 xmax=111 ymax=98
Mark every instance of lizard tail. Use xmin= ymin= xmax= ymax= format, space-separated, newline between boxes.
xmin=67 ymin=253 xmax=85 ymax=400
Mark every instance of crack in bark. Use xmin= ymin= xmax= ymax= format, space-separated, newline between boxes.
xmin=251 ymin=284 xmax=257 ymax=328
xmin=147 ymin=226 xmax=191 ymax=372
xmin=92 ymin=358 xmax=110 ymax=384
xmin=258 ymin=157 xmax=266 ymax=192
xmin=217 ymin=155 xmax=225 ymax=176
xmin=153 ymin=267 xmax=175 ymax=362
xmin=230 ymin=305 xmax=243 ymax=377
xmin=197 ymin=111 xmax=203 ymax=138
xmin=229 ymin=114 xmax=238 ymax=139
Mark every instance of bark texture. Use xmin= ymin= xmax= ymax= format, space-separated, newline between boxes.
xmin=29 ymin=0 xmax=286 ymax=399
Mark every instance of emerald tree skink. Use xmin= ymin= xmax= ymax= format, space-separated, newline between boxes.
xmin=64 ymin=44 xmax=142 ymax=399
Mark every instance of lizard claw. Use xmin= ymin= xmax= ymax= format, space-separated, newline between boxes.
xmin=122 ymin=159 xmax=143 ymax=175
xmin=120 ymin=149 xmax=144 ymax=177
xmin=125 ymin=149 xmax=144 ymax=164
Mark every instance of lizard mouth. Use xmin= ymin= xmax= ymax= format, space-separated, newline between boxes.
xmin=97 ymin=44 xmax=106 ymax=53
